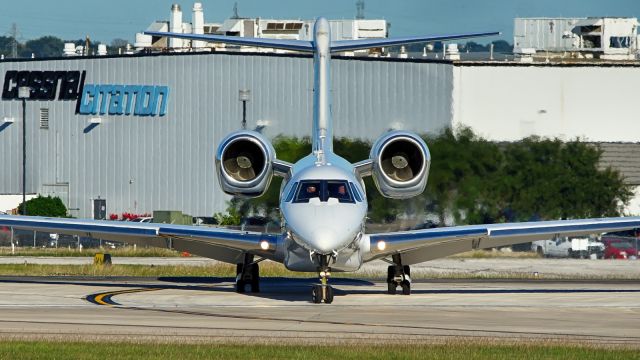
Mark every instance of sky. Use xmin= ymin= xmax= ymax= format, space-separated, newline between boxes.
xmin=3 ymin=0 xmax=639 ymax=44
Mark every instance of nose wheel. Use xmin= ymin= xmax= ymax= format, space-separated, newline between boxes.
xmin=311 ymin=255 xmax=334 ymax=304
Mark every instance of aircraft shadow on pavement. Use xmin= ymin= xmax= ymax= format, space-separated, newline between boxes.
xmin=2 ymin=276 xmax=636 ymax=303
xmin=344 ymin=288 xmax=640 ymax=295
xmin=0 ymin=276 xmax=374 ymax=302
xmin=159 ymin=277 xmax=376 ymax=302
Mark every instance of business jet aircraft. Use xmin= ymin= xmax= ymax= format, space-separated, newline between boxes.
xmin=2 ymin=18 xmax=640 ymax=304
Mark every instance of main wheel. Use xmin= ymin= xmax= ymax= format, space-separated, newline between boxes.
xmin=250 ymin=263 xmax=260 ymax=293
xmin=387 ymin=282 xmax=397 ymax=295
xmin=401 ymin=280 xmax=411 ymax=295
xmin=387 ymin=265 xmax=395 ymax=283
xmin=311 ymin=285 xmax=322 ymax=303
xmin=236 ymin=280 xmax=246 ymax=293
xmin=325 ymin=286 xmax=334 ymax=304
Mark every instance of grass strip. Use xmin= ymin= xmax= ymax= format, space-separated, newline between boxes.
xmin=0 ymin=341 xmax=636 ymax=360
xmin=0 ymin=246 xmax=181 ymax=257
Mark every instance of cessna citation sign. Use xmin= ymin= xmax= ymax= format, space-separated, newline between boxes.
xmin=1 ymin=70 xmax=169 ymax=116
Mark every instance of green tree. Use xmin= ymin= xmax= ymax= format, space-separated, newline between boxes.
xmin=423 ymin=127 xmax=505 ymax=225
xmin=18 ymin=196 xmax=68 ymax=217
xmin=501 ymin=138 xmax=632 ymax=221
xmin=217 ymin=129 xmax=632 ymax=227
xmin=21 ymin=36 xmax=64 ymax=58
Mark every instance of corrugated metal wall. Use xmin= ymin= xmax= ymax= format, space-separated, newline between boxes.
xmin=514 ymin=18 xmax=583 ymax=51
xmin=0 ymin=52 xmax=453 ymax=218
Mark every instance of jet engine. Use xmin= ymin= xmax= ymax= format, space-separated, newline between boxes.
xmin=215 ymin=130 xmax=275 ymax=197
xmin=369 ymin=131 xmax=431 ymax=199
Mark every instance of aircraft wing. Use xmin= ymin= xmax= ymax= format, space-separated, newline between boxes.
xmin=144 ymin=31 xmax=314 ymax=52
xmin=145 ymin=30 xmax=499 ymax=54
xmin=367 ymin=217 xmax=640 ymax=264
xmin=330 ymin=31 xmax=500 ymax=53
xmin=0 ymin=215 xmax=279 ymax=264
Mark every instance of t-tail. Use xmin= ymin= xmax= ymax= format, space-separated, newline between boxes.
xmin=146 ymin=18 xmax=499 ymax=157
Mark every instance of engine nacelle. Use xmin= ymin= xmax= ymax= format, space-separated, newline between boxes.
xmin=370 ymin=131 xmax=431 ymax=199
xmin=215 ymin=130 xmax=275 ymax=197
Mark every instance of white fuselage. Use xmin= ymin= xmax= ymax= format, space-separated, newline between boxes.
xmin=275 ymin=18 xmax=370 ymax=271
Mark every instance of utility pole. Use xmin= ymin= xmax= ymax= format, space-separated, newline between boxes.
xmin=9 ymin=23 xmax=18 ymax=58
xmin=18 ymin=87 xmax=30 ymax=215
xmin=84 ymin=35 xmax=91 ymax=56
xmin=239 ymin=90 xmax=250 ymax=130
xmin=232 ymin=2 xmax=240 ymax=19
xmin=356 ymin=0 xmax=365 ymax=20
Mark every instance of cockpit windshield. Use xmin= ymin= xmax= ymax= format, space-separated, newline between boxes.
xmin=293 ymin=180 xmax=355 ymax=203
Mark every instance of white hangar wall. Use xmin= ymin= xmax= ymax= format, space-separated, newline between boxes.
xmin=0 ymin=52 xmax=453 ymax=218
xmin=451 ymin=63 xmax=640 ymax=142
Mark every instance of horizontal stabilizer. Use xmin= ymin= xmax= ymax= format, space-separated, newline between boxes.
xmin=330 ymin=31 xmax=500 ymax=53
xmin=144 ymin=31 xmax=315 ymax=52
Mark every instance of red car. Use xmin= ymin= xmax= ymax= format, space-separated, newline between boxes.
xmin=603 ymin=239 xmax=639 ymax=259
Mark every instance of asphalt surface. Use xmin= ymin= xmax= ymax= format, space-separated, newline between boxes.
xmin=0 ymin=275 xmax=638 ymax=345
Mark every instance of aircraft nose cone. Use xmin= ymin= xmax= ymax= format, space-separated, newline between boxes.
xmin=309 ymin=228 xmax=337 ymax=254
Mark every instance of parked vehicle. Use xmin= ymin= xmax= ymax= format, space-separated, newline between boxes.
xmin=601 ymin=230 xmax=640 ymax=259
xmin=602 ymin=239 xmax=639 ymax=259
xmin=532 ymin=235 xmax=604 ymax=259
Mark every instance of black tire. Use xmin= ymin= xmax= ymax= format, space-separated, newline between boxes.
xmin=536 ymin=247 xmax=544 ymax=257
xmin=250 ymin=263 xmax=260 ymax=293
xmin=325 ymin=286 xmax=334 ymax=304
xmin=236 ymin=280 xmax=246 ymax=293
xmin=387 ymin=266 xmax=395 ymax=283
xmin=236 ymin=263 xmax=244 ymax=276
xmin=403 ymin=265 xmax=410 ymax=277
xmin=387 ymin=282 xmax=397 ymax=295
xmin=401 ymin=281 xmax=411 ymax=295
xmin=311 ymin=285 xmax=322 ymax=303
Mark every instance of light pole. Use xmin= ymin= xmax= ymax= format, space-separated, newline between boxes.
xmin=18 ymin=86 xmax=30 ymax=216
xmin=238 ymin=89 xmax=250 ymax=130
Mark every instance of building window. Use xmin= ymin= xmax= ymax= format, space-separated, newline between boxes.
xmin=582 ymin=35 xmax=601 ymax=49
xmin=610 ymin=36 xmax=631 ymax=48
xmin=39 ymin=108 xmax=49 ymax=129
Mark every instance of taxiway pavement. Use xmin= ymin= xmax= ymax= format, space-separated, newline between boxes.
xmin=0 ymin=276 xmax=638 ymax=345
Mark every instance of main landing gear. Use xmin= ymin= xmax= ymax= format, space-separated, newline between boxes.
xmin=387 ymin=254 xmax=411 ymax=295
xmin=236 ymin=254 xmax=261 ymax=293
xmin=311 ymin=254 xmax=334 ymax=304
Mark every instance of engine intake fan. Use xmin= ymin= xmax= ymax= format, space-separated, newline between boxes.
xmin=215 ymin=131 xmax=275 ymax=197
xmin=370 ymin=131 xmax=430 ymax=199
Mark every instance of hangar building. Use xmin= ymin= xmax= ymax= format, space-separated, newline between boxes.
xmin=1 ymin=51 xmax=639 ymax=218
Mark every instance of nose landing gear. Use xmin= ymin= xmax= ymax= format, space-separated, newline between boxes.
xmin=311 ymin=254 xmax=334 ymax=304
xmin=387 ymin=254 xmax=411 ymax=295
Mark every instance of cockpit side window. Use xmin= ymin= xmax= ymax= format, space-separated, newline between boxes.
xmin=349 ymin=182 xmax=362 ymax=202
xmin=294 ymin=180 xmax=322 ymax=203
xmin=285 ymin=182 xmax=298 ymax=202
